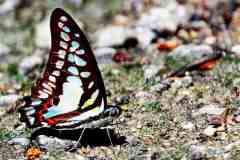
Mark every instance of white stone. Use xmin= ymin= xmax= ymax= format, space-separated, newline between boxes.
xmin=203 ymin=126 xmax=217 ymax=136
xmin=95 ymin=25 xmax=129 ymax=47
xmin=35 ymin=17 xmax=51 ymax=48
xmin=193 ymin=104 xmax=225 ymax=117
xmin=0 ymin=43 xmax=10 ymax=63
xmin=0 ymin=94 xmax=21 ymax=107
xmin=181 ymin=121 xmax=195 ymax=130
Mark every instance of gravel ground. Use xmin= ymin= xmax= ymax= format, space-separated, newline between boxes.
xmin=1 ymin=0 xmax=240 ymax=159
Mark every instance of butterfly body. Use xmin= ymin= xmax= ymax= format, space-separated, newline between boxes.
xmin=19 ymin=8 xmax=122 ymax=133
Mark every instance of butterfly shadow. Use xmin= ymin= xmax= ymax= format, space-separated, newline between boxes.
xmin=30 ymin=127 xmax=126 ymax=148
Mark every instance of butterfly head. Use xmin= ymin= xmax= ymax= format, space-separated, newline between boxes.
xmin=103 ymin=105 xmax=122 ymax=117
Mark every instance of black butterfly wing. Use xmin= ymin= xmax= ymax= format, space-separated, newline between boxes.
xmin=20 ymin=8 xmax=108 ymax=127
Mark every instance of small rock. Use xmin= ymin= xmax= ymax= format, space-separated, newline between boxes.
xmin=233 ymin=115 xmax=240 ymax=123
xmin=64 ymin=0 xmax=83 ymax=6
xmin=189 ymin=145 xmax=207 ymax=160
xmin=94 ymin=47 xmax=116 ymax=64
xmin=225 ymin=140 xmax=240 ymax=152
xmin=233 ymin=78 xmax=240 ymax=86
xmin=35 ymin=17 xmax=51 ymax=48
xmin=126 ymin=135 xmax=139 ymax=146
xmin=114 ymin=95 xmax=130 ymax=105
xmin=233 ymin=110 xmax=240 ymax=123
xmin=166 ymin=44 xmax=213 ymax=70
xmin=95 ymin=25 xmax=129 ymax=47
xmin=203 ymin=125 xmax=217 ymax=136
xmin=150 ymin=152 xmax=161 ymax=160
xmin=192 ymin=104 xmax=225 ymax=117
xmin=143 ymin=64 xmax=163 ymax=81
xmin=204 ymin=36 xmax=216 ymax=45
xmin=112 ymin=51 xmax=133 ymax=63
xmin=135 ymin=91 xmax=156 ymax=102
xmin=8 ymin=137 xmax=30 ymax=147
xmin=136 ymin=7 xmax=177 ymax=32
xmin=122 ymin=37 xmax=139 ymax=49
xmin=0 ymin=0 xmax=21 ymax=16
xmin=181 ymin=121 xmax=195 ymax=130
xmin=37 ymin=135 xmax=73 ymax=150
xmin=136 ymin=2 xmax=189 ymax=30
xmin=0 ymin=43 xmax=10 ymax=63
xmin=113 ymin=14 xmax=132 ymax=25
xmin=143 ymin=136 xmax=153 ymax=145
xmin=231 ymin=45 xmax=240 ymax=57
xmin=0 ymin=94 xmax=21 ymax=107
xmin=171 ymin=76 xmax=193 ymax=89
xmin=133 ymin=27 xmax=155 ymax=49
xmin=19 ymin=49 xmax=45 ymax=75
xmin=207 ymin=115 xmax=223 ymax=126
xmin=150 ymin=80 xmax=171 ymax=93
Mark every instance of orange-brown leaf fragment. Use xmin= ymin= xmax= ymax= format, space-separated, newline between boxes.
xmin=198 ymin=59 xmax=219 ymax=70
xmin=26 ymin=147 xmax=42 ymax=160
xmin=158 ymin=39 xmax=180 ymax=51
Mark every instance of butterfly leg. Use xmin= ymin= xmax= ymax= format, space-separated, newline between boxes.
xmin=67 ymin=127 xmax=86 ymax=152
xmin=106 ymin=128 xmax=113 ymax=146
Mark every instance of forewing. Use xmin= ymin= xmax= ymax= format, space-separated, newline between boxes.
xmin=20 ymin=8 xmax=108 ymax=127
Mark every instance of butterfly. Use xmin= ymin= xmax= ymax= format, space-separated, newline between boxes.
xmin=19 ymin=8 xmax=122 ymax=138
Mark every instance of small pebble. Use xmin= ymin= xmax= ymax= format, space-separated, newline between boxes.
xmin=192 ymin=104 xmax=225 ymax=117
xmin=203 ymin=126 xmax=217 ymax=136
xmin=0 ymin=43 xmax=10 ymax=63
xmin=8 ymin=137 xmax=30 ymax=147
xmin=181 ymin=121 xmax=195 ymax=130
xmin=0 ymin=94 xmax=21 ymax=107
xmin=231 ymin=45 xmax=240 ymax=57
xmin=143 ymin=64 xmax=163 ymax=81
xmin=94 ymin=47 xmax=116 ymax=64
xmin=150 ymin=83 xmax=170 ymax=93
xmin=19 ymin=50 xmax=44 ymax=75
xmin=189 ymin=145 xmax=207 ymax=160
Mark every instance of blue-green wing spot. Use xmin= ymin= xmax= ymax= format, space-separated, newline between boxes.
xmin=63 ymin=26 xmax=70 ymax=33
xmin=68 ymin=66 xmax=79 ymax=75
xmin=71 ymin=41 xmax=80 ymax=49
xmin=61 ymin=32 xmax=70 ymax=41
